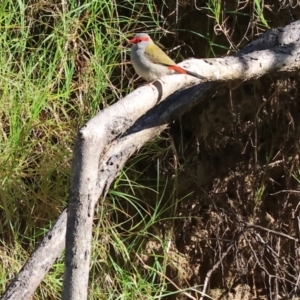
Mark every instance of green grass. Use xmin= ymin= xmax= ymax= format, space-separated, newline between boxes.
xmin=0 ymin=0 xmax=170 ymax=298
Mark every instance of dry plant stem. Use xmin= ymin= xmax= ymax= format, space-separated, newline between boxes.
xmin=2 ymin=20 xmax=300 ymax=300
xmin=244 ymin=229 xmax=298 ymax=293
xmin=245 ymin=222 xmax=298 ymax=242
xmin=136 ymin=253 xmax=214 ymax=300
xmin=200 ymin=243 xmax=234 ymax=300
xmin=293 ymin=273 xmax=300 ymax=300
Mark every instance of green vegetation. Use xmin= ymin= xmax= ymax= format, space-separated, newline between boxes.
xmin=1 ymin=0 xmax=299 ymax=299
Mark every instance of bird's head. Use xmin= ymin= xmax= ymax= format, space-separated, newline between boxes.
xmin=130 ymin=33 xmax=153 ymax=49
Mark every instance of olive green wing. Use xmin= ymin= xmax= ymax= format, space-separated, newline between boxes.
xmin=144 ymin=43 xmax=176 ymax=66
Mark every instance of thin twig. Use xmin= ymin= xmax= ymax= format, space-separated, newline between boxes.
xmin=200 ymin=243 xmax=234 ymax=300
xmin=245 ymin=223 xmax=299 ymax=242
xmin=135 ymin=253 xmax=215 ymax=300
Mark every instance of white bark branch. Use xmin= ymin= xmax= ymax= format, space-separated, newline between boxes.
xmin=62 ymin=24 xmax=300 ymax=298
xmin=1 ymin=20 xmax=300 ymax=300
xmin=1 ymin=210 xmax=67 ymax=300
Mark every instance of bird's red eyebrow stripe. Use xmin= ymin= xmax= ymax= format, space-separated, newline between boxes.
xmin=130 ymin=36 xmax=149 ymax=43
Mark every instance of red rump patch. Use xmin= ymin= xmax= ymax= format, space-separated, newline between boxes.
xmin=168 ymin=65 xmax=187 ymax=74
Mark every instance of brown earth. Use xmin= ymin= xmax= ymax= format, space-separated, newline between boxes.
xmin=116 ymin=1 xmax=300 ymax=299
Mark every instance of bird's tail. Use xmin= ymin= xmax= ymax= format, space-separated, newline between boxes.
xmin=185 ymin=70 xmax=207 ymax=80
xmin=168 ymin=65 xmax=206 ymax=80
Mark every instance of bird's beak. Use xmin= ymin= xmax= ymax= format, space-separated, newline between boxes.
xmin=129 ymin=37 xmax=137 ymax=44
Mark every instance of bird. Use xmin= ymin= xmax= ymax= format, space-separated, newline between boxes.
xmin=130 ymin=33 xmax=206 ymax=82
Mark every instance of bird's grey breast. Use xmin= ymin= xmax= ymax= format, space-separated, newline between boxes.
xmin=131 ymin=45 xmax=150 ymax=71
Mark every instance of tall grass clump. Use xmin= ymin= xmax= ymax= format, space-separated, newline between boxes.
xmin=0 ymin=0 xmax=168 ymax=298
